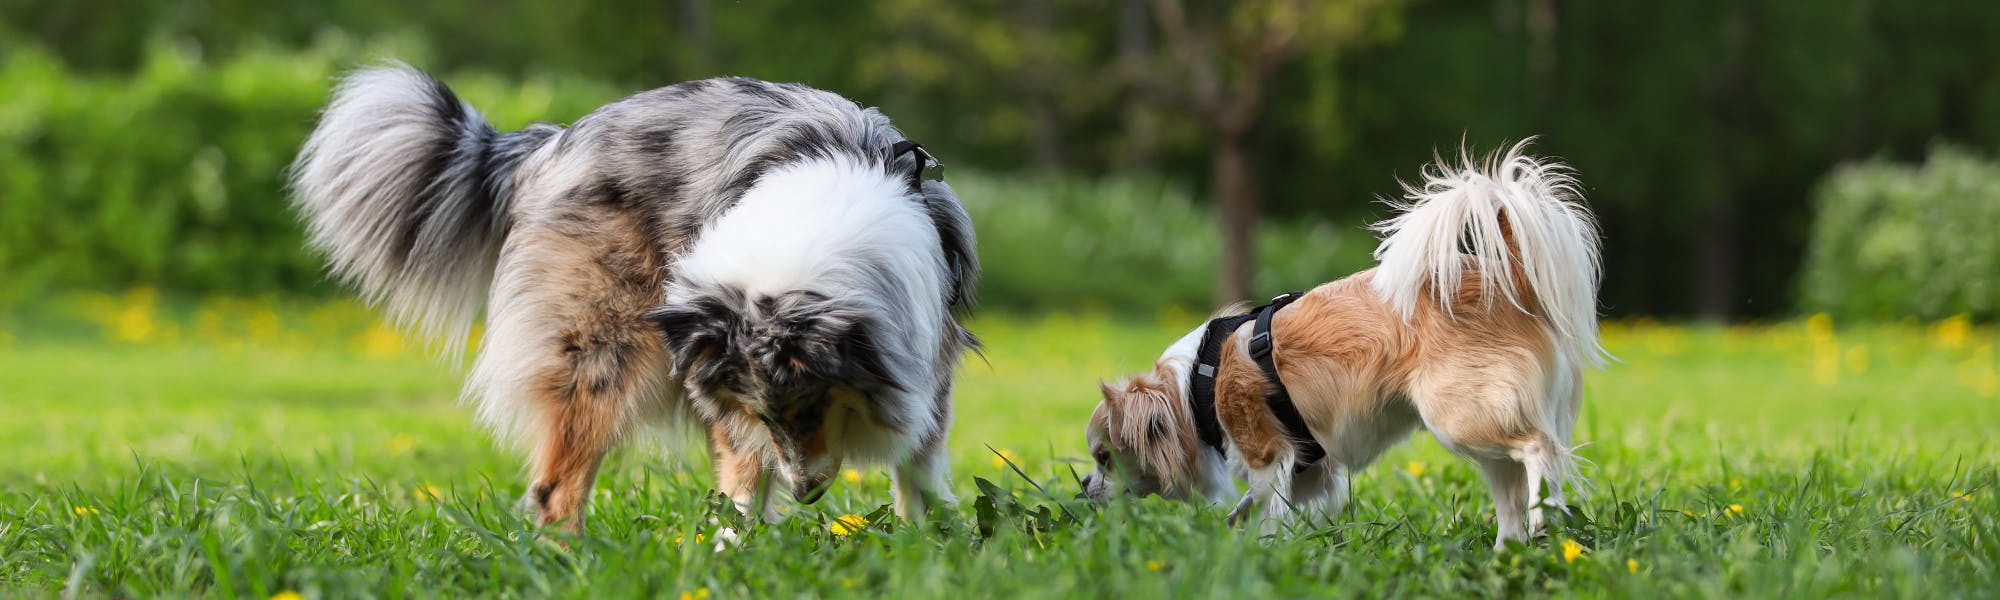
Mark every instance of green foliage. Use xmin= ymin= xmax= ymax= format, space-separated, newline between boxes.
xmin=1800 ymin=147 xmax=2000 ymax=319
xmin=0 ymin=43 xmax=1366 ymax=311
xmin=3 ymin=307 xmax=1998 ymax=596
xmin=952 ymin=173 xmax=1374 ymax=312
xmin=7 ymin=0 xmax=2000 ymax=316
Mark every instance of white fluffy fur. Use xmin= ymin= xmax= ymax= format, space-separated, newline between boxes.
xmin=292 ymin=65 xmax=504 ymax=348
xmin=1370 ymin=139 xmax=1605 ymax=366
xmin=671 ymin=157 xmax=952 ymax=462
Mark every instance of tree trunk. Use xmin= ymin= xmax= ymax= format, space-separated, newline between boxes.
xmin=1117 ymin=0 xmax=1157 ymax=170
xmin=677 ymin=0 xmax=713 ymax=73
xmin=1695 ymin=200 xmax=1740 ymax=319
xmin=1214 ymin=134 xmax=1258 ymax=305
xmin=1018 ymin=0 xmax=1066 ymax=170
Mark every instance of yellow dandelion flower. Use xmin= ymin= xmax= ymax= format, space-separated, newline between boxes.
xmin=416 ymin=484 xmax=443 ymax=501
xmin=830 ymin=514 xmax=868 ymax=536
xmin=71 ymin=506 xmax=100 ymax=516
xmin=1933 ymin=314 xmax=1972 ymax=349
xmin=1954 ymin=491 xmax=1973 ymax=502
xmin=1805 ymin=313 xmax=1835 ymax=343
xmin=677 ymin=588 xmax=710 ymax=600
xmin=1726 ymin=503 xmax=1744 ymax=515
xmin=842 ymin=469 xmax=863 ymax=484
xmin=842 ymin=577 xmax=857 ymax=589
xmin=1844 ymin=345 xmax=1869 ymax=374
xmin=1404 ymin=461 xmax=1427 ymax=477
xmin=673 ymin=532 xmax=709 ymax=544
xmin=355 ymin=322 xmax=406 ymax=358
xmin=1561 ymin=539 xmax=1584 ymax=563
xmin=1146 ymin=559 xmax=1164 ymax=572
xmin=991 ymin=448 xmax=1022 ymax=469
xmin=1626 ymin=558 xmax=1639 ymax=573
xmin=110 ymin=287 xmax=160 ymax=344
xmin=387 ymin=433 xmax=418 ymax=456
xmin=270 ymin=592 xmax=305 ymax=600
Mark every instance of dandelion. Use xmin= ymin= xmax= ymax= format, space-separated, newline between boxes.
xmin=1844 ymin=345 xmax=1870 ymax=374
xmin=416 ymin=484 xmax=444 ymax=502
xmin=1955 ymin=491 xmax=1974 ymax=502
xmin=356 ymin=322 xmax=406 ymax=358
xmin=1626 ymin=558 xmax=1639 ymax=573
xmin=1405 ymin=461 xmax=1427 ymax=477
xmin=387 ymin=433 xmax=418 ymax=456
xmin=1561 ymin=539 xmax=1585 ymax=563
xmin=842 ymin=469 xmax=863 ymax=484
xmin=1146 ymin=559 xmax=1164 ymax=572
xmin=71 ymin=506 xmax=100 ymax=517
xmin=270 ymin=592 xmax=305 ymax=600
xmin=991 ymin=448 xmax=1022 ymax=469
xmin=673 ymin=532 xmax=709 ymax=544
xmin=842 ymin=577 xmax=857 ymax=589
xmin=1933 ymin=314 xmax=1972 ymax=349
xmin=1812 ymin=343 xmax=1841 ymax=387
xmin=109 ymin=287 xmax=160 ymax=344
xmin=677 ymin=587 xmax=710 ymax=600
xmin=1726 ymin=503 xmax=1744 ymax=516
xmin=1805 ymin=313 xmax=1835 ymax=343
xmin=830 ymin=514 xmax=868 ymax=536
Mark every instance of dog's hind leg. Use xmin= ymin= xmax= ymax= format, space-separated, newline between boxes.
xmin=1512 ymin=433 xmax=1576 ymax=535
xmin=1478 ymin=457 xmax=1531 ymax=548
xmin=477 ymin=207 xmax=670 ymax=533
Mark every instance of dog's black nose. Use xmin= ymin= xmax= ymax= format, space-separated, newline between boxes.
xmin=798 ymin=473 xmax=831 ymax=504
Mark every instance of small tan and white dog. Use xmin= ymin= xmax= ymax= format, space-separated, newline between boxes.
xmin=1080 ymin=142 xmax=1603 ymax=547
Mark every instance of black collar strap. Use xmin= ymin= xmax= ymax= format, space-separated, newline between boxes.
xmin=1186 ymin=292 xmax=1326 ymax=473
xmin=890 ymin=140 xmax=943 ymax=187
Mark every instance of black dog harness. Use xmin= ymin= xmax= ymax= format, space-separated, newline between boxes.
xmin=1187 ymin=292 xmax=1327 ymax=472
xmin=891 ymin=140 xmax=944 ymax=186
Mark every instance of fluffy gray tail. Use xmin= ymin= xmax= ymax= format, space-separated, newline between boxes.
xmin=290 ymin=64 xmax=558 ymax=347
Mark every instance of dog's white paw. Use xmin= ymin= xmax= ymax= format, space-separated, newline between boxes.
xmin=711 ymin=526 xmax=742 ymax=553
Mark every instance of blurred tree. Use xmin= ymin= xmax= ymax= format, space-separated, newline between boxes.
xmin=1148 ymin=0 xmax=1404 ymax=304
xmin=4 ymin=0 xmax=1998 ymax=317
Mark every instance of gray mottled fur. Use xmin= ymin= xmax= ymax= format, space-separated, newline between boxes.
xmin=289 ymin=64 xmax=978 ymax=526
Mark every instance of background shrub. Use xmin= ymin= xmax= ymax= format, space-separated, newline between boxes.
xmin=0 ymin=43 xmax=1373 ymax=312
xmin=1799 ymin=146 xmax=2000 ymax=319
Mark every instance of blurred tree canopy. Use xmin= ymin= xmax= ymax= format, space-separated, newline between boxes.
xmin=3 ymin=0 xmax=1996 ymax=317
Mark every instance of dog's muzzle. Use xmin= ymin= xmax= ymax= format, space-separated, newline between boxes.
xmin=797 ymin=472 xmax=832 ymax=504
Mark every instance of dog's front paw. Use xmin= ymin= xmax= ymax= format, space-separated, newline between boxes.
xmin=711 ymin=526 xmax=742 ymax=552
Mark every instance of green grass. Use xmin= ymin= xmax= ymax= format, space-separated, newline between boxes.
xmin=1 ymin=300 xmax=1997 ymax=598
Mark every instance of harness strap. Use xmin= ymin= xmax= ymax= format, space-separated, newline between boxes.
xmin=890 ymin=140 xmax=941 ymax=188
xmin=1248 ymin=293 xmax=1326 ymax=469
xmin=1188 ymin=292 xmax=1325 ymax=473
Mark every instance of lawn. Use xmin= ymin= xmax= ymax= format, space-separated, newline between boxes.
xmin=1 ymin=292 xmax=1996 ymax=597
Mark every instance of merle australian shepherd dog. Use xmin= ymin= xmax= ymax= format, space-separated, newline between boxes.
xmin=290 ymin=64 xmax=979 ymax=531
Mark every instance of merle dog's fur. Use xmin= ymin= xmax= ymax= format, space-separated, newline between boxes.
xmin=291 ymin=64 xmax=977 ymax=530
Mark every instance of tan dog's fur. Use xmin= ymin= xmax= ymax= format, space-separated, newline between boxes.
xmin=1084 ymin=144 xmax=1599 ymax=547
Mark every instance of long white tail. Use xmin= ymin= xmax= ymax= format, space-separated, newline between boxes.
xmin=1369 ymin=140 xmax=1605 ymax=365
xmin=290 ymin=64 xmax=559 ymax=348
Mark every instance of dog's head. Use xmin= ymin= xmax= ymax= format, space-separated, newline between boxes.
xmin=1080 ymin=366 xmax=1206 ymax=501
xmin=645 ymin=286 xmax=901 ymax=502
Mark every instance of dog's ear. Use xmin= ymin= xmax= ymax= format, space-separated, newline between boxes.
xmin=1101 ymin=376 xmax=1194 ymax=486
xmin=642 ymin=299 xmax=736 ymax=381
xmin=757 ymin=292 xmax=904 ymax=392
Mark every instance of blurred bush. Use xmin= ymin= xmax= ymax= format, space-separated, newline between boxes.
xmin=1799 ymin=146 xmax=2000 ymax=319
xmin=0 ymin=41 xmax=1371 ymax=311
xmin=951 ymin=173 xmax=1375 ymax=313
